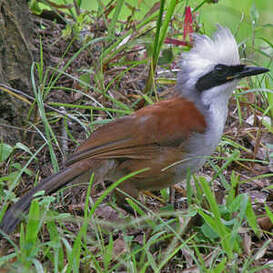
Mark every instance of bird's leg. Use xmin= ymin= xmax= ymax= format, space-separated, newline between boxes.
xmin=114 ymin=182 xmax=140 ymax=215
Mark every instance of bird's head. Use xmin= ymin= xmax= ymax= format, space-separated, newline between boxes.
xmin=177 ymin=25 xmax=269 ymax=107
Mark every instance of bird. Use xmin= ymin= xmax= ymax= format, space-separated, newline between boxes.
xmin=0 ymin=26 xmax=269 ymax=234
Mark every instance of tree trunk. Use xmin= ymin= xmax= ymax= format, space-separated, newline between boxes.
xmin=0 ymin=0 xmax=35 ymax=143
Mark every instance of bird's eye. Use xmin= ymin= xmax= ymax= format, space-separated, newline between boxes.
xmin=214 ymin=64 xmax=227 ymax=75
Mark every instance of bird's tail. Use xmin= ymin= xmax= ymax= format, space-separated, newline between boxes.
xmin=0 ymin=160 xmax=95 ymax=235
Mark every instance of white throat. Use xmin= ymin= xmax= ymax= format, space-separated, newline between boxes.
xmin=200 ymin=80 xmax=237 ymax=141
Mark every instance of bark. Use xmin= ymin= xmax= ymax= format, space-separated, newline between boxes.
xmin=0 ymin=0 xmax=35 ymax=143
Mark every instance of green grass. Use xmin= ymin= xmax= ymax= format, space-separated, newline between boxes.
xmin=1 ymin=0 xmax=273 ymax=272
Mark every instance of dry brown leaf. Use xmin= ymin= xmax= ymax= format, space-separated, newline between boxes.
xmin=243 ymin=233 xmax=252 ymax=255
xmin=95 ymin=204 xmax=122 ymax=222
xmin=113 ymin=237 xmax=127 ymax=258
xmin=257 ymin=216 xmax=273 ymax=231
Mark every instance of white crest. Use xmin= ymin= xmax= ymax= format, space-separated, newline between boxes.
xmin=189 ymin=25 xmax=240 ymax=66
xmin=178 ymin=26 xmax=240 ymax=92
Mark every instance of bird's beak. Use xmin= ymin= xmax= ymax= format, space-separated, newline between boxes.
xmin=235 ymin=66 xmax=269 ymax=79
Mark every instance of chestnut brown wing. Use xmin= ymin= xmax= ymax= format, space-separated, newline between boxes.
xmin=65 ymin=97 xmax=206 ymax=165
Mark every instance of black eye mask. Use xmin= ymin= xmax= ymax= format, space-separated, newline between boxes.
xmin=195 ymin=64 xmax=245 ymax=92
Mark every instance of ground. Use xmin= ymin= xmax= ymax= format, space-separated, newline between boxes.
xmin=0 ymin=6 xmax=273 ymax=273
